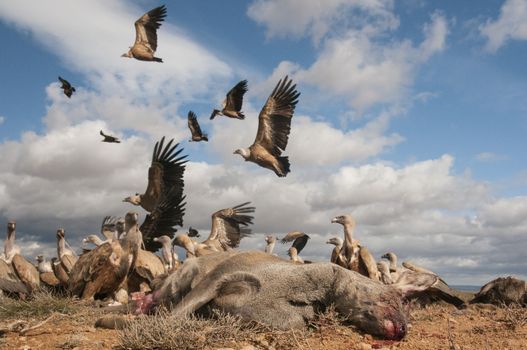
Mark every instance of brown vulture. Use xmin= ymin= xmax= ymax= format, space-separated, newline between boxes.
xmin=123 ymin=137 xmax=187 ymax=213
xmin=58 ymin=76 xmax=76 ymax=98
xmin=281 ymin=231 xmax=310 ymax=263
xmin=233 ymin=76 xmax=300 ymax=177
xmin=100 ymin=130 xmax=121 ymax=143
xmin=326 ymin=237 xmax=343 ymax=265
xmin=121 ymin=5 xmax=166 ymax=62
xmin=3 ymin=220 xmax=20 ymax=263
xmin=56 ymin=228 xmax=78 ymax=275
xmin=200 ymin=202 xmax=255 ymax=253
xmin=210 ymin=80 xmax=248 ymax=120
xmin=187 ymin=111 xmax=208 ymax=142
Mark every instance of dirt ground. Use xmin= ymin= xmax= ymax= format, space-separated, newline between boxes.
xmin=1 ymin=301 xmax=526 ymax=350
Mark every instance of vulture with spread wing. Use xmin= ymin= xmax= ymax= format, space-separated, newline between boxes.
xmin=234 ymin=76 xmax=300 ymax=177
xmin=200 ymin=202 xmax=255 ymax=253
xmin=281 ymin=231 xmax=310 ymax=263
xmin=210 ymin=80 xmax=248 ymax=120
xmin=187 ymin=111 xmax=208 ymax=142
xmin=100 ymin=130 xmax=121 ymax=143
xmin=122 ymin=5 xmax=166 ymax=62
xmin=123 ymin=137 xmax=187 ymax=213
xmin=140 ymin=186 xmax=186 ymax=252
xmin=58 ymin=76 xmax=75 ymax=98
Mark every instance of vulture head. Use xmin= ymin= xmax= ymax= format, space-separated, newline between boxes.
xmin=265 ymin=235 xmax=276 ymax=244
xmin=331 ymin=214 xmax=356 ymax=227
xmin=56 ymin=228 xmax=66 ymax=240
xmin=233 ymin=148 xmax=250 ymax=160
xmin=36 ymin=255 xmax=44 ymax=263
xmin=82 ymin=234 xmax=102 ymax=246
xmin=326 ymin=237 xmax=343 ymax=246
xmin=121 ymin=49 xmax=133 ymax=58
xmin=173 ymin=234 xmax=195 ymax=256
xmin=123 ymin=193 xmax=142 ymax=206
xmin=7 ymin=220 xmax=16 ymax=235
xmin=125 ymin=212 xmax=139 ymax=227
xmin=153 ymin=235 xmax=173 ymax=245
xmin=381 ymin=252 xmax=397 ymax=263
xmin=116 ymin=218 xmax=125 ymax=237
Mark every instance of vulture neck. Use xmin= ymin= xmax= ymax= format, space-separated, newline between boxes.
xmin=4 ymin=227 xmax=15 ymax=257
xmin=123 ymin=224 xmax=142 ymax=254
xmin=89 ymin=235 xmax=105 ymax=246
xmin=57 ymin=236 xmax=67 ymax=257
xmin=342 ymin=222 xmax=356 ymax=253
xmin=388 ymin=254 xmax=398 ymax=272
xmin=265 ymin=241 xmax=276 ymax=254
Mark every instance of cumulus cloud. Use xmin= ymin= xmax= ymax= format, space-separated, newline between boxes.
xmin=480 ymin=0 xmax=527 ymax=52
xmin=475 ymin=152 xmax=508 ymax=162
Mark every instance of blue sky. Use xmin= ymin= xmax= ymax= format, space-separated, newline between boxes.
xmin=0 ymin=0 xmax=526 ymax=285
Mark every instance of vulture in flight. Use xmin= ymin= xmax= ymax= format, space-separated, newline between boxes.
xmin=58 ymin=76 xmax=76 ymax=98
xmin=194 ymin=202 xmax=255 ymax=254
xmin=210 ymin=80 xmax=248 ymax=120
xmin=121 ymin=5 xmax=166 ymax=62
xmin=123 ymin=137 xmax=187 ymax=213
xmin=100 ymin=130 xmax=121 ymax=143
xmin=233 ymin=76 xmax=300 ymax=177
xmin=187 ymin=111 xmax=208 ymax=142
xmin=281 ymin=231 xmax=310 ymax=263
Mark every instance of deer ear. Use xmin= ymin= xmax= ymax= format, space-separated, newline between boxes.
xmin=391 ymin=271 xmax=438 ymax=296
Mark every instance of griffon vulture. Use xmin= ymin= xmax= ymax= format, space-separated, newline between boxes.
xmin=188 ymin=111 xmax=208 ymax=142
xmin=123 ymin=137 xmax=187 ymax=213
xmin=326 ymin=237 xmax=344 ymax=265
xmin=3 ymin=220 xmax=20 ymax=264
xmin=281 ymin=231 xmax=310 ymax=263
xmin=153 ymin=235 xmax=178 ymax=270
xmin=56 ymin=229 xmax=78 ymax=274
xmin=233 ymin=76 xmax=300 ymax=177
xmin=331 ymin=214 xmax=379 ymax=281
xmin=68 ymin=212 xmax=142 ymax=300
xmin=210 ymin=80 xmax=248 ymax=120
xmin=100 ymin=130 xmax=121 ymax=143
xmin=12 ymin=254 xmax=40 ymax=293
xmin=121 ymin=5 xmax=166 ymax=62
xmin=36 ymin=255 xmax=61 ymax=289
xmin=199 ymin=202 xmax=255 ymax=254
xmin=58 ymin=76 xmax=75 ymax=98
xmin=0 ymin=258 xmax=28 ymax=295
xmin=264 ymin=235 xmax=277 ymax=254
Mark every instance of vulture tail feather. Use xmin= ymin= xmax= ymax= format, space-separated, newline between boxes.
xmin=277 ymin=156 xmax=290 ymax=177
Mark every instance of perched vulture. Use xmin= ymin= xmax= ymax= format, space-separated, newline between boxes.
xmin=281 ymin=231 xmax=310 ymax=263
xmin=140 ymin=186 xmax=186 ymax=252
xmin=187 ymin=111 xmax=209 ymax=142
xmin=51 ymin=257 xmax=70 ymax=288
xmin=264 ymin=235 xmax=277 ymax=254
xmin=58 ymin=76 xmax=76 ymax=98
xmin=4 ymin=220 xmax=20 ymax=264
xmin=100 ymin=130 xmax=121 ymax=143
xmin=200 ymin=202 xmax=255 ymax=254
xmin=210 ymin=80 xmax=248 ymax=120
xmin=121 ymin=5 xmax=166 ymax=62
xmin=36 ymin=255 xmax=61 ymax=289
xmin=153 ymin=235 xmax=178 ymax=270
xmin=11 ymin=254 xmax=40 ymax=293
xmin=123 ymin=137 xmax=187 ymax=213
xmin=326 ymin=237 xmax=343 ymax=265
xmin=0 ymin=258 xmax=28 ymax=295
xmin=233 ymin=76 xmax=300 ymax=177
xmin=331 ymin=214 xmax=379 ymax=281
xmin=56 ymin=229 xmax=78 ymax=274
xmin=68 ymin=212 xmax=141 ymax=300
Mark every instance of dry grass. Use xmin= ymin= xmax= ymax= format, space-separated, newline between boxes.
xmin=0 ymin=290 xmax=79 ymax=319
xmin=500 ymin=303 xmax=527 ymax=330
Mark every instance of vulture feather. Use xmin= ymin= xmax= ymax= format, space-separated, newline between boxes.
xmin=122 ymin=5 xmax=166 ymax=62
xmin=281 ymin=231 xmax=310 ymax=255
xmin=210 ymin=80 xmax=248 ymax=120
xmin=188 ymin=227 xmax=200 ymax=238
xmin=187 ymin=111 xmax=208 ymax=142
xmin=123 ymin=137 xmax=187 ymax=213
xmin=202 ymin=202 xmax=255 ymax=252
xmin=140 ymin=186 xmax=186 ymax=252
xmin=234 ymin=76 xmax=300 ymax=177
xmin=11 ymin=254 xmax=40 ymax=293
xmin=100 ymin=130 xmax=121 ymax=143
xmin=58 ymin=76 xmax=76 ymax=98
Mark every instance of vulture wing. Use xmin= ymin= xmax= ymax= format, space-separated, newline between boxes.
xmin=187 ymin=111 xmax=204 ymax=138
xmin=101 ymin=215 xmax=118 ymax=240
xmin=134 ymin=5 xmax=167 ymax=52
xmin=140 ymin=186 xmax=186 ymax=252
xmin=58 ymin=76 xmax=71 ymax=89
xmin=188 ymin=226 xmax=200 ymax=237
xmin=224 ymin=80 xmax=248 ymax=112
xmin=281 ymin=231 xmax=310 ymax=254
xmin=142 ymin=137 xmax=187 ymax=212
xmin=252 ymin=76 xmax=300 ymax=157
xmin=209 ymin=202 xmax=255 ymax=249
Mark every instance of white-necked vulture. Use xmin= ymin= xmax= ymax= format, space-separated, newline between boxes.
xmin=123 ymin=137 xmax=187 ymax=213
xmin=188 ymin=111 xmax=208 ymax=142
xmin=121 ymin=5 xmax=166 ymax=62
xmin=56 ymin=228 xmax=78 ymax=274
xmin=233 ymin=76 xmax=299 ymax=177
xmin=200 ymin=202 xmax=255 ymax=253
xmin=58 ymin=76 xmax=75 ymax=98
xmin=3 ymin=220 xmax=20 ymax=264
xmin=100 ymin=130 xmax=121 ymax=143
xmin=326 ymin=237 xmax=343 ymax=265
xmin=210 ymin=80 xmax=248 ymax=120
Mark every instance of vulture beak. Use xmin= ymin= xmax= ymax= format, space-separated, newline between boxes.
xmin=331 ymin=217 xmax=339 ymax=223
xmin=121 ymin=53 xmax=128 ymax=58
xmin=153 ymin=237 xmax=159 ymax=242
xmin=233 ymin=150 xmax=238 ymax=155
xmin=325 ymin=240 xmax=331 ymax=244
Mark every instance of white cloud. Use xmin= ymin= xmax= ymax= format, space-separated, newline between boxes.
xmin=0 ymin=115 xmax=5 ymax=125
xmin=480 ymin=0 xmax=527 ymax=52
xmin=475 ymin=152 xmax=507 ymax=162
